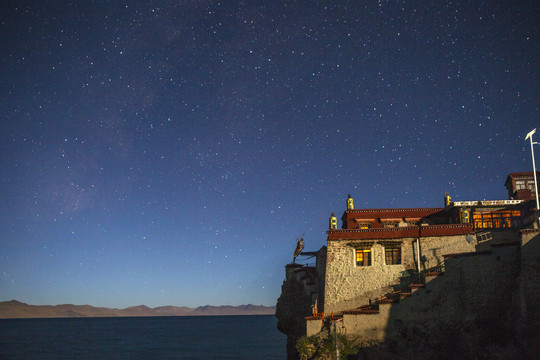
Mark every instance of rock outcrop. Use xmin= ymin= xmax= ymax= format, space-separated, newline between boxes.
xmin=276 ymin=264 xmax=314 ymax=360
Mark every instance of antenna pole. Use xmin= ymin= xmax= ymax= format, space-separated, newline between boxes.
xmin=334 ymin=321 xmax=339 ymax=360
xmin=525 ymin=129 xmax=540 ymax=228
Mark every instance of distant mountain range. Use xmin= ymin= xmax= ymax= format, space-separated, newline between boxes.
xmin=0 ymin=300 xmax=276 ymax=319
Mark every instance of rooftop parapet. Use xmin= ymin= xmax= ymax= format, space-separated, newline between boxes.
xmin=327 ymin=224 xmax=474 ymax=240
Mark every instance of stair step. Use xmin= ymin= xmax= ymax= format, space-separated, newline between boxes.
xmin=342 ymin=309 xmax=380 ymax=315
xmin=410 ymin=283 xmax=425 ymax=289
xmin=378 ymin=298 xmax=398 ymax=304
xmin=425 ymin=272 xmax=444 ymax=277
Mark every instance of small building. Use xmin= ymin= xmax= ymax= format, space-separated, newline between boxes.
xmin=505 ymin=171 xmax=540 ymax=200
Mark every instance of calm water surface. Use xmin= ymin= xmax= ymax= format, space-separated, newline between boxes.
xmin=0 ymin=315 xmax=286 ymax=359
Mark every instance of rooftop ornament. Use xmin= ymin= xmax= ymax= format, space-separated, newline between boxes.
xmin=292 ymin=236 xmax=304 ymax=264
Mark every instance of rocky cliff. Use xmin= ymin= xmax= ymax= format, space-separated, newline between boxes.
xmin=276 ymin=264 xmax=315 ymax=360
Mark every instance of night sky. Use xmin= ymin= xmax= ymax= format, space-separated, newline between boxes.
xmin=1 ymin=1 xmax=538 ymax=308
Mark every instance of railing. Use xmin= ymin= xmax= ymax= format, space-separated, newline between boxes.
xmin=306 ymin=312 xmax=341 ymax=321
xmin=293 ymin=262 xmax=316 ymax=268
xmin=425 ymin=263 xmax=445 ymax=273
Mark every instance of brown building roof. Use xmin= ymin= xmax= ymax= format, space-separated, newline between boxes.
xmin=504 ymin=171 xmax=540 ymax=186
xmin=327 ymin=224 xmax=473 ymax=240
xmin=341 ymin=208 xmax=444 ymax=229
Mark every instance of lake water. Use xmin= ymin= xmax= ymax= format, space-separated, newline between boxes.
xmin=0 ymin=315 xmax=286 ymax=359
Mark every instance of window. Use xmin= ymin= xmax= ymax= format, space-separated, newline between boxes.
xmin=528 ymin=182 xmax=536 ymax=192
xmin=515 ymin=180 xmax=526 ymax=190
xmin=356 ymin=249 xmax=371 ymax=266
xmin=358 ymin=223 xmax=371 ymax=229
xmin=385 ymin=247 xmax=401 ymax=265
xmin=472 ymin=210 xmax=521 ymax=229
xmin=383 ymin=222 xmax=399 ymax=228
xmin=478 ymin=232 xmax=492 ymax=243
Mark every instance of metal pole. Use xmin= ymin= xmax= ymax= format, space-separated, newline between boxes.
xmin=526 ymin=129 xmax=540 ymax=228
xmin=531 ymin=136 xmax=540 ymax=228
xmin=416 ymin=239 xmax=421 ymax=272
xmin=333 ymin=321 xmax=339 ymax=360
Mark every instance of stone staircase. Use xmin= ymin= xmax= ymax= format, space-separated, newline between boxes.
xmin=315 ymin=264 xmax=447 ymax=323
xmin=344 ymin=266 xmax=443 ymax=314
xmin=305 ymin=264 xmax=449 ymax=337
xmin=306 ymin=245 xmax=523 ymax=341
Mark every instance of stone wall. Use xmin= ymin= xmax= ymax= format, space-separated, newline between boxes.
xmin=417 ymin=234 xmax=477 ymax=270
xmin=323 ymin=241 xmax=406 ymax=313
xmin=341 ymin=306 xmax=391 ymax=341
xmin=315 ymin=246 xmax=327 ymax=312
xmin=306 ymin=317 xmax=324 ymax=337
xmin=323 ymin=234 xmax=477 ymax=313
xmin=519 ymin=230 xmax=540 ymax=334
xmin=339 ymin=244 xmax=520 ymax=343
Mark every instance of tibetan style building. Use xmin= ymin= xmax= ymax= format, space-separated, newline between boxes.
xmin=276 ymin=172 xmax=540 ymax=359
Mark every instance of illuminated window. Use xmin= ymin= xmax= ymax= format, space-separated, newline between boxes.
xmin=358 ymin=223 xmax=371 ymax=229
xmin=383 ymin=222 xmax=399 ymax=228
xmin=515 ymin=180 xmax=526 ymax=190
xmin=356 ymin=249 xmax=371 ymax=266
xmin=385 ymin=246 xmax=401 ymax=265
xmin=473 ymin=210 xmax=521 ymax=229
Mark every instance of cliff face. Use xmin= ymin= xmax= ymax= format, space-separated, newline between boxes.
xmin=276 ymin=265 xmax=313 ymax=360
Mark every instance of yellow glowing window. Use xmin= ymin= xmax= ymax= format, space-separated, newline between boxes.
xmin=356 ymin=249 xmax=371 ymax=266
xmin=358 ymin=223 xmax=370 ymax=229
xmin=473 ymin=209 xmax=521 ymax=229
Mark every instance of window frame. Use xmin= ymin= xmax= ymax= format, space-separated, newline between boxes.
xmin=472 ymin=209 xmax=521 ymax=229
xmin=384 ymin=246 xmax=402 ymax=265
xmin=355 ymin=249 xmax=372 ymax=267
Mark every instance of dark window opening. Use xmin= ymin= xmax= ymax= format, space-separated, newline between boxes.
xmin=385 ymin=247 xmax=401 ymax=265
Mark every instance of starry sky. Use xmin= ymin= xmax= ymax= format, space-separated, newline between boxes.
xmin=1 ymin=1 xmax=538 ymax=309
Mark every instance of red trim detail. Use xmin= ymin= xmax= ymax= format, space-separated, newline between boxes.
xmin=327 ymin=224 xmax=473 ymax=240
xmin=520 ymin=228 xmax=540 ymax=234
